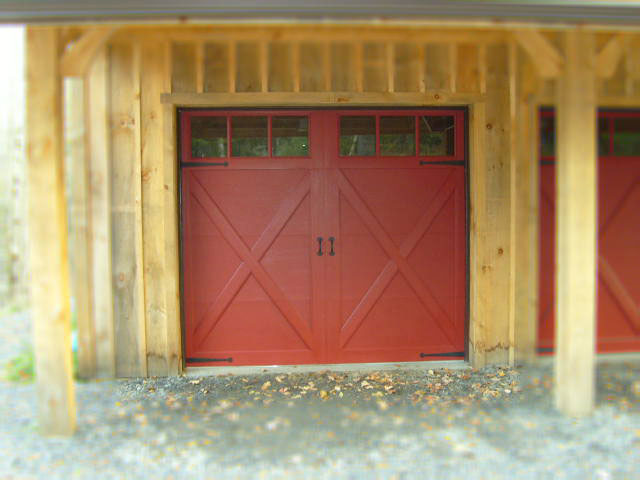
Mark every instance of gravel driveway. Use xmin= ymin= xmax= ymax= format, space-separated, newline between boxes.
xmin=1 ymin=309 xmax=639 ymax=480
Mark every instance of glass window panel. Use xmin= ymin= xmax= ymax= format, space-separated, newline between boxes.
xmin=598 ymin=117 xmax=610 ymax=156
xmin=231 ymin=116 xmax=268 ymax=157
xmin=419 ymin=116 xmax=454 ymax=156
xmin=339 ymin=116 xmax=376 ymax=156
xmin=380 ymin=116 xmax=415 ymax=156
xmin=540 ymin=115 xmax=555 ymax=157
xmin=272 ymin=116 xmax=309 ymax=156
xmin=191 ymin=116 xmax=227 ymax=158
xmin=613 ymin=117 xmax=640 ymax=156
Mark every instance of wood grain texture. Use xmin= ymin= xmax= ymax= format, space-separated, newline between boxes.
xmin=60 ymin=27 xmax=115 ymax=77
xmin=470 ymin=45 xmax=513 ymax=366
xmin=468 ymin=101 xmax=487 ymax=368
xmin=163 ymin=103 xmax=182 ymax=374
xmin=110 ymin=43 xmax=147 ymax=377
xmin=512 ymin=51 xmax=539 ymax=365
xmin=171 ymin=43 xmax=197 ymax=93
xmin=554 ymin=30 xmax=597 ymax=417
xmin=86 ymin=49 xmax=116 ymax=378
xmin=141 ymin=42 xmax=169 ymax=376
xmin=65 ymin=78 xmax=95 ymax=379
xmin=26 ymin=26 xmax=77 ymax=435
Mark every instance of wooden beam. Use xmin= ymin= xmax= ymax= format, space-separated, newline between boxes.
xmin=86 ymin=49 xmax=116 ymax=378
xmin=64 ymin=78 xmax=95 ymax=379
xmin=160 ymin=91 xmax=485 ymax=107
xmin=26 ymin=26 xmax=76 ymax=435
xmin=468 ymin=101 xmax=487 ymax=368
xmin=514 ymin=30 xmax=564 ymax=78
xmin=141 ymin=42 xmax=169 ymax=375
xmin=473 ymin=45 xmax=512 ymax=366
xmin=555 ymin=30 xmax=597 ymax=417
xmin=596 ymin=34 xmax=624 ymax=79
xmin=512 ymin=52 xmax=540 ymax=365
xmin=60 ymin=27 xmax=116 ymax=77
xmin=110 ymin=43 xmax=147 ymax=377
xmin=163 ymin=102 xmax=182 ymax=374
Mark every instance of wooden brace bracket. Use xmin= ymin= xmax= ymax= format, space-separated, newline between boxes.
xmin=596 ymin=34 xmax=624 ymax=79
xmin=60 ymin=26 xmax=117 ymax=77
xmin=514 ymin=30 xmax=564 ymax=79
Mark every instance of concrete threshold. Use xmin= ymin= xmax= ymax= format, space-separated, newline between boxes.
xmin=186 ymin=360 xmax=470 ymax=377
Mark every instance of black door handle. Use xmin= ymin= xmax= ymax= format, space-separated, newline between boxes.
xmin=329 ymin=237 xmax=335 ymax=256
xmin=317 ymin=237 xmax=324 ymax=256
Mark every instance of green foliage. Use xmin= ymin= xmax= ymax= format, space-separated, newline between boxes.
xmin=4 ymin=345 xmax=80 ymax=383
xmin=4 ymin=344 xmax=34 ymax=382
xmin=191 ymin=137 xmax=227 ymax=158
xmin=231 ymin=136 xmax=268 ymax=157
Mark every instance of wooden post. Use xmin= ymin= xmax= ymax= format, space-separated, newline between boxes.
xmin=512 ymin=50 xmax=540 ymax=365
xmin=86 ymin=49 xmax=116 ymax=378
xmin=65 ymin=78 xmax=96 ymax=379
xmin=26 ymin=26 xmax=77 ymax=435
xmin=141 ymin=42 xmax=169 ymax=375
xmin=555 ymin=30 xmax=597 ymax=417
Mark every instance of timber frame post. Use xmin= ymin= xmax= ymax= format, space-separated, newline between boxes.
xmin=554 ymin=29 xmax=598 ymax=417
xmin=26 ymin=26 xmax=77 ymax=435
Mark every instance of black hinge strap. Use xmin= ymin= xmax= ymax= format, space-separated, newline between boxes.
xmin=187 ymin=357 xmax=233 ymax=363
xmin=182 ymin=161 xmax=229 ymax=168
xmin=420 ymin=351 xmax=465 ymax=358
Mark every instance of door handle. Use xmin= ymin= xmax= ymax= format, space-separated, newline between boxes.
xmin=328 ymin=237 xmax=335 ymax=256
xmin=317 ymin=237 xmax=324 ymax=256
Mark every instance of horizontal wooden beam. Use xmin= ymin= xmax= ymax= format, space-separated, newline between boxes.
xmin=60 ymin=26 xmax=116 ymax=77
xmin=596 ymin=34 xmax=624 ymax=78
xmin=161 ymin=91 xmax=485 ymax=106
xmin=111 ymin=26 xmax=509 ymax=45
xmin=514 ymin=30 xmax=564 ymax=78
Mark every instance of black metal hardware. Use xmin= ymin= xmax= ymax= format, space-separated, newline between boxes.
xmin=537 ymin=347 xmax=554 ymax=353
xmin=420 ymin=351 xmax=465 ymax=358
xmin=317 ymin=237 xmax=324 ymax=256
xmin=187 ymin=357 xmax=233 ymax=363
xmin=419 ymin=160 xmax=465 ymax=166
xmin=329 ymin=237 xmax=335 ymax=256
xmin=182 ymin=161 xmax=229 ymax=168
xmin=540 ymin=160 xmax=555 ymax=166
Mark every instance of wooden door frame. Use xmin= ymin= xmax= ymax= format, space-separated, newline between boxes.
xmin=163 ymin=95 xmax=483 ymax=370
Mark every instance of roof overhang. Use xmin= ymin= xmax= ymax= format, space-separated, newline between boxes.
xmin=2 ymin=1 xmax=640 ymax=27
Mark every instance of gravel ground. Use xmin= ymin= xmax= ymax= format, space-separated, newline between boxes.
xmin=1 ymin=309 xmax=639 ymax=480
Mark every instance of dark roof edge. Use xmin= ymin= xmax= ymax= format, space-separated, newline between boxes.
xmin=2 ymin=2 xmax=640 ymax=26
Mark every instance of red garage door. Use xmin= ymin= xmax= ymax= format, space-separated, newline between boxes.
xmin=539 ymin=110 xmax=640 ymax=353
xmin=181 ymin=109 xmax=467 ymax=366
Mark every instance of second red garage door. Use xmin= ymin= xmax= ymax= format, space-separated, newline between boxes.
xmin=538 ymin=110 xmax=640 ymax=353
xmin=181 ymin=109 xmax=467 ymax=366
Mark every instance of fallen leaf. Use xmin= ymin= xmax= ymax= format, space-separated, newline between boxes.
xmin=261 ymin=381 xmax=272 ymax=391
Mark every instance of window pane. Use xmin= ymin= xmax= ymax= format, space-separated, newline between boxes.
xmin=231 ymin=116 xmax=268 ymax=157
xmin=340 ymin=116 xmax=375 ymax=156
xmin=540 ymin=115 xmax=555 ymax=157
xmin=598 ymin=117 xmax=610 ymax=156
xmin=613 ymin=117 xmax=640 ymax=156
xmin=419 ymin=116 xmax=454 ymax=156
xmin=191 ymin=116 xmax=227 ymax=158
xmin=272 ymin=116 xmax=309 ymax=156
xmin=380 ymin=116 xmax=415 ymax=156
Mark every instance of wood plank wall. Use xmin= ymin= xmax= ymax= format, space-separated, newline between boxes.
xmin=168 ymin=37 xmax=489 ymax=95
xmin=75 ymin=27 xmax=639 ymax=375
